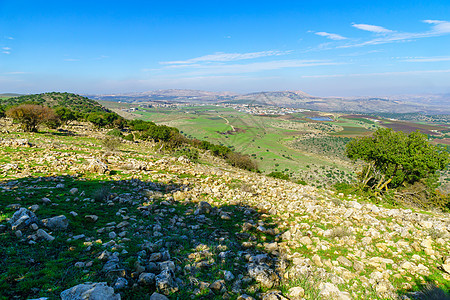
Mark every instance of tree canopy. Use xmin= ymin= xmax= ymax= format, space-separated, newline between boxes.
xmin=346 ymin=128 xmax=449 ymax=193
xmin=6 ymin=104 xmax=57 ymax=132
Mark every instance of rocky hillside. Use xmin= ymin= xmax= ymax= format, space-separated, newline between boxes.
xmin=0 ymin=121 xmax=449 ymax=300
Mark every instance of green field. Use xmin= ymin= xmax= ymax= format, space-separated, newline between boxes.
xmin=100 ymin=102 xmax=449 ymax=187
xmin=119 ymin=105 xmax=374 ymax=184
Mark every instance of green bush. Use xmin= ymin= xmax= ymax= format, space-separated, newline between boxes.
xmin=175 ymin=147 xmax=199 ymax=162
xmin=107 ymin=129 xmax=124 ymax=138
xmin=268 ymin=171 xmax=290 ymax=180
xmin=297 ymin=179 xmax=308 ymax=185
xmin=333 ymin=182 xmax=355 ymax=195
xmin=123 ymin=133 xmax=134 ymax=141
xmin=128 ymin=119 xmax=155 ymax=131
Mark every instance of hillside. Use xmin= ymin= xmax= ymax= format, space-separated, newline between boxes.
xmin=0 ymin=120 xmax=449 ymax=300
xmin=0 ymin=92 xmax=111 ymax=114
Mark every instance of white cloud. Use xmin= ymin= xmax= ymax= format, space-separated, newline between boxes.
xmin=402 ymin=56 xmax=450 ymax=62
xmin=64 ymin=58 xmax=79 ymax=62
xmin=161 ymin=50 xmax=291 ymax=65
xmin=160 ymin=59 xmax=342 ymax=76
xmin=4 ymin=71 xmax=28 ymax=75
xmin=352 ymin=23 xmax=394 ymax=33
xmin=339 ymin=20 xmax=450 ymax=48
xmin=315 ymin=32 xmax=347 ymax=40
xmin=2 ymin=47 xmax=11 ymax=50
xmin=6 ymin=36 xmax=14 ymax=40
xmin=302 ymin=69 xmax=450 ymax=78
xmin=423 ymin=20 xmax=450 ymax=33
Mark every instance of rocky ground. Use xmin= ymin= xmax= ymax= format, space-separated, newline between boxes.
xmin=0 ymin=123 xmax=449 ymax=300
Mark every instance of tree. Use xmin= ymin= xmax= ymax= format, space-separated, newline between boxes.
xmin=346 ymin=128 xmax=449 ymax=194
xmin=55 ymin=107 xmax=77 ymax=124
xmin=6 ymin=104 xmax=56 ymax=132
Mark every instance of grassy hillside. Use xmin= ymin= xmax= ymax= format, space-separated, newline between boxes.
xmin=0 ymin=122 xmax=449 ymax=299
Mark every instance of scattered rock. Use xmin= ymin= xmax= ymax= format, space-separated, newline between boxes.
xmin=155 ymin=270 xmax=178 ymax=295
xmin=8 ymin=208 xmax=38 ymax=230
xmin=36 ymin=229 xmax=55 ymax=241
xmin=42 ymin=215 xmax=69 ymax=231
xmin=85 ymin=215 xmax=99 ymax=222
xmin=288 ymin=286 xmax=305 ymax=299
xmin=247 ymin=263 xmax=279 ymax=288
xmin=60 ymin=282 xmax=120 ymax=300
xmin=138 ymin=272 xmax=156 ymax=286
xmin=150 ymin=292 xmax=169 ymax=300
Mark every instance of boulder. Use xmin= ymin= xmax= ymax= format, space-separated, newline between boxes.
xmin=61 ymin=282 xmax=120 ymax=300
xmin=247 ymin=263 xmax=279 ymax=288
xmin=139 ymin=272 xmax=156 ymax=286
xmin=150 ymin=293 xmax=169 ymax=300
xmin=42 ymin=215 xmax=69 ymax=231
xmin=8 ymin=208 xmax=38 ymax=231
xmin=36 ymin=229 xmax=55 ymax=241
xmin=155 ymin=270 xmax=178 ymax=295
xmin=85 ymin=159 xmax=109 ymax=174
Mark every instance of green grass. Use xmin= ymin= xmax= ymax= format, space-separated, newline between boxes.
xmin=132 ymin=106 xmax=352 ymax=181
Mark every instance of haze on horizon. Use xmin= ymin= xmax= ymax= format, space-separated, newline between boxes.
xmin=1 ymin=0 xmax=450 ymax=97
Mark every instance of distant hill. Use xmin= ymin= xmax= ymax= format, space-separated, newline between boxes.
xmin=87 ymin=89 xmax=237 ymax=103
xmin=0 ymin=93 xmax=23 ymax=98
xmin=0 ymin=92 xmax=111 ymax=114
xmin=88 ymin=89 xmax=450 ymax=114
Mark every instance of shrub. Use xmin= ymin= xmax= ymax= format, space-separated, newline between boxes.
xmin=175 ymin=147 xmax=199 ymax=162
xmin=101 ymin=136 xmax=122 ymax=152
xmin=225 ymin=152 xmax=258 ymax=171
xmin=141 ymin=125 xmax=177 ymax=142
xmin=54 ymin=107 xmax=77 ymax=124
xmin=297 ymin=179 xmax=308 ymax=185
xmin=93 ymin=186 xmax=110 ymax=202
xmin=268 ymin=171 xmax=290 ymax=180
xmin=107 ymin=129 xmax=124 ymax=138
xmin=6 ymin=104 xmax=57 ymax=132
xmin=128 ymin=119 xmax=155 ymax=131
xmin=123 ymin=133 xmax=134 ymax=141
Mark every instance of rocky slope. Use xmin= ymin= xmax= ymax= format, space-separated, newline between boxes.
xmin=0 ymin=123 xmax=449 ymax=300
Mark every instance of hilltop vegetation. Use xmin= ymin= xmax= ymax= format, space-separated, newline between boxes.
xmin=2 ymin=92 xmax=109 ymax=114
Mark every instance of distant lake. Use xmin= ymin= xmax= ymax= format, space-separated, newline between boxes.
xmin=309 ymin=117 xmax=333 ymax=121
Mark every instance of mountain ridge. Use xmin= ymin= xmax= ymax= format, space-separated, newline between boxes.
xmin=87 ymin=89 xmax=450 ymax=114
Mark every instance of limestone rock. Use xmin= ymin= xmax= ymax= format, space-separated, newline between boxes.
xmin=155 ymin=270 xmax=178 ymax=295
xmin=85 ymin=159 xmax=109 ymax=174
xmin=42 ymin=215 xmax=69 ymax=231
xmin=36 ymin=229 xmax=55 ymax=241
xmin=8 ymin=208 xmax=38 ymax=230
xmin=61 ymin=282 xmax=120 ymax=300
xmin=138 ymin=272 xmax=156 ymax=286
xmin=288 ymin=286 xmax=305 ymax=299
xmin=150 ymin=293 xmax=169 ymax=300
xmin=247 ymin=263 xmax=279 ymax=288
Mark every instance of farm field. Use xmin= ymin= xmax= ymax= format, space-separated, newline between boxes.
xmin=104 ymin=105 xmax=369 ymax=185
xmin=100 ymin=101 xmax=450 ymax=188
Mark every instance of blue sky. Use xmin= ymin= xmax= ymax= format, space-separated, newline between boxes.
xmin=1 ymin=0 xmax=450 ymax=96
